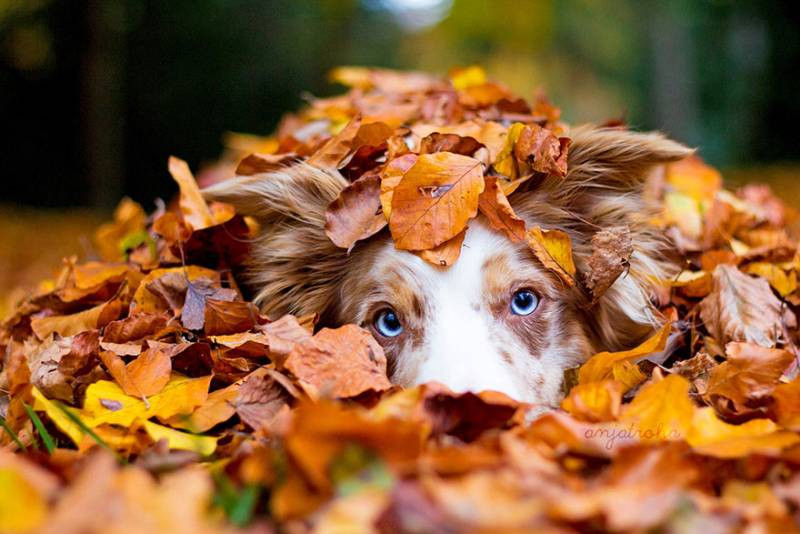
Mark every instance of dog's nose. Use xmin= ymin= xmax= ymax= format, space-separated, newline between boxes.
xmin=414 ymin=298 xmax=523 ymax=400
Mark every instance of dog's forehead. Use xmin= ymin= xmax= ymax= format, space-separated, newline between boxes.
xmin=376 ymin=222 xmax=519 ymax=293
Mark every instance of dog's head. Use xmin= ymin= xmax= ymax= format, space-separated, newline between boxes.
xmin=204 ymin=126 xmax=691 ymax=405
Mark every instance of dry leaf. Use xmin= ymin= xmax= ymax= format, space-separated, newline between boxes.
xmin=168 ymin=156 xmax=216 ymax=231
xmin=478 ymin=176 xmax=526 ymax=242
xmin=525 ymin=226 xmax=576 ymax=286
xmin=583 ymin=227 xmax=633 ymax=302
xmin=325 ymin=172 xmax=387 ymax=251
xmin=699 ymin=264 xmax=786 ymax=347
xmin=389 ymin=152 xmax=485 ymax=251
xmin=415 ymin=229 xmax=467 ymax=267
xmin=579 ymin=321 xmax=672 ymax=384
xmin=284 ymin=324 xmax=391 ymax=399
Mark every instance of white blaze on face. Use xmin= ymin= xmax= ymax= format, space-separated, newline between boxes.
xmin=412 ymin=226 xmax=527 ymax=399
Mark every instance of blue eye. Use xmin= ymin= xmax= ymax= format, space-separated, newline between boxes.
xmin=510 ymin=290 xmax=539 ymax=316
xmin=374 ymin=308 xmax=404 ymax=337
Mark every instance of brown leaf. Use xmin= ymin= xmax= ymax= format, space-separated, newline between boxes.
xmin=257 ymin=314 xmax=314 ymax=367
xmin=307 ymin=116 xmax=361 ymax=169
xmin=235 ymin=152 xmax=299 ymax=175
xmin=234 ymin=367 xmax=292 ymax=434
xmin=58 ymin=330 xmax=101 ymax=376
xmin=583 ymin=227 xmax=633 ymax=302
xmin=379 ymin=153 xmax=418 ymax=220
xmin=324 ymin=172 xmax=387 ymax=251
xmin=31 ymin=299 xmax=121 ymax=340
xmin=419 ymin=132 xmax=483 ymax=157
xmin=478 ymin=176 xmax=526 ymax=242
xmin=513 ymin=124 xmax=570 ymax=177
xmin=699 ymin=264 xmax=787 ymax=347
xmin=389 ymin=152 xmax=485 ymax=251
xmin=705 ymin=342 xmax=794 ymax=420
xmin=284 ymin=324 xmax=391 ymax=399
xmin=102 ymin=313 xmax=169 ymax=344
xmin=203 ymin=298 xmax=257 ymax=335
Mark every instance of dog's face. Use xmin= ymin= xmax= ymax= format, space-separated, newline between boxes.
xmin=204 ymin=125 xmax=691 ymax=406
xmin=338 ymin=222 xmax=589 ymax=405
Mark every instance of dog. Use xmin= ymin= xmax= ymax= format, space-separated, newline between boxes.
xmin=203 ymin=125 xmax=692 ymax=407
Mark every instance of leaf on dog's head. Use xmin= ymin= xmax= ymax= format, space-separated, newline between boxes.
xmin=168 ymin=156 xmax=216 ymax=231
xmin=525 ymin=226 xmax=576 ymax=286
xmin=388 ymin=152 xmax=485 ymax=251
xmin=379 ymin=153 xmax=418 ymax=220
xmin=513 ymin=124 xmax=570 ymax=177
xmin=583 ymin=227 xmax=633 ymax=303
xmin=478 ymin=176 xmax=526 ymax=243
xmin=419 ymin=132 xmax=483 ymax=158
xmin=325 ymin=173 xmax=387 ymax=251
xmin=415 ymin=228 xmax=466 ymax=267
xmin=307 ymin=115 xmax=362 ymax=169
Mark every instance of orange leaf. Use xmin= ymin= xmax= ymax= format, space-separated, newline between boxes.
xmin=100 ymin=348 xmax=171 ymax=397
xmin=284 ymin=324 xmax=391 ymax=400
xmin=579 ymin=321 xmax=672 ymax=384
xmin=477 ymin=176 xmax=526 ymax=242
xmin=379 ymin=153 xmax=417 ymax=220
xmin=415 ymin=229 xmax=466 ymax=267
xmin=389 ymin=152 xmax=484 ymax=251
xmin=561 ymin=380 xmax=622 ymax=422
xmin=168 ymin=156 xmax=215 ymax=231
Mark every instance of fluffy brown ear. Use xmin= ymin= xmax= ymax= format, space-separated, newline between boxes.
xmin=202 ymin=162 xmax=349 ymax=319
xmin=512 ymin=125 xmax=694 ymax=349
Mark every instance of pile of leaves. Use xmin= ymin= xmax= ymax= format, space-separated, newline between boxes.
xmin=2 ymin=67 xmax=800 ymax=533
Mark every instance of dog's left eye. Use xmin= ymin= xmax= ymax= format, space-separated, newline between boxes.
xmin=373 ymin=308 xmax=404 ymax=337
xmin=510 ymin=289 xmax=539 ymax=316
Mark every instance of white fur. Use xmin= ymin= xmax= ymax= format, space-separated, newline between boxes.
xmin=368 ymin=222 xmax=573 ymax=405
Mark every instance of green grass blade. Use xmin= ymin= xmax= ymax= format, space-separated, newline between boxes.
xmin=23 ymin=403 xmax=55 ymax=454
xmin=0 ymin=417 xmax=27 ymax=452
xmin=52 ymin=401 xmax=110 ymax=451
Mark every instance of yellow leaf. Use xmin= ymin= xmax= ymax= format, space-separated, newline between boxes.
xmin=449 ymin=65 xmax=487 ymax=90
xmin=687 ymin=407 xmax=800 ymax=458
xmin=619 ymin=374 xmax=695 ymax=442
xmin=30 ymin=300 xmax=115 ymax=340
xmin=82 ymin=374 xmax=211 ymax=427
xmin=142 ymin=421 xmax=217 ymax=457
xmin=578 ymin=322 xmax=671 ymax=384
xmin=610 ymin=360 xmax=647 ymax=392
xmin=31 ymin=386 xmax=85 ymax=446
xmin=745 ymin=262 xmax=797 ymax=297
xmin=0 ymin=468 xmax=47 ymax=532
xmin=664 ymin=192 xmax=702 ymax=239
xmin=525 ymin=226 xmax=576 ymax=286
xmin=493 ymin=122 xmax=525 ymax=181
xmin=168 ymin=382 xmax=239 ymax=433
xmin=560 ymin=380 xmax=621 ymax=422
xmin=168 ymin=156 xmax=215 ymax=231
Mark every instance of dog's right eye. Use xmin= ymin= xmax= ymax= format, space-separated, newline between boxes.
xmin=373 ymin=308 xmax=404 ymax=338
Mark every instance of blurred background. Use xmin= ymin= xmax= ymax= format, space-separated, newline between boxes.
xmin=1 ymin=0 xmax=799 ymax=303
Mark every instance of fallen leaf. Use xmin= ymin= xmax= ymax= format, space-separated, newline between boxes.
xmin=325 ymin=172 xmax=387 ymax=251
xmin=142 ymin=420 xmax=217 ymax=456
xmin=619 ymin=374 xmax=695 ymax=442
xmin=705 ymin=342 xmax=794 ymax=419
xmin=284 ymin=325 xmax=391 ymax=400
xmin=561 ymin=380 xmax=622 ymax=422
xmin=203 ymin=298 xmax=257 ymax=335
xmin=583 ymin=227 xmax=633 ymax=302
xmin=699 ymin=264 xmax=786 ymax=347
xmin=168 ymin=156 xmax=216 ymax=231
xmin=687 ymin=407 xmax=800 ymax=458
xmin=235 ymin=152 xmax=299 ymax=175
xmin=389 ymin=152 xmax=485 ymax=251
xmin=82 ymin=374 xmax=211 ymax=427
xmin=100 ymin=348 xmax=172 ymax=397
xmin=307 ymin=115 xmax=361 ymax=169
xmin=579 ymin=321 xmax=672 ymax=384
xmin=525 ymin=226 xmax=576 ymax=286
xmin=234 ymin=367 xmax=292 ymax=433
xmin=379 ymin=153 xmax=418 ymax=220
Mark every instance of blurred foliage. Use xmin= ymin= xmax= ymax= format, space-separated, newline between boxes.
xmin=0 ymin=0 xmax=799 ymax=209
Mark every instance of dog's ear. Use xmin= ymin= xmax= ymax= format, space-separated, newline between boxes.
xmin=202 ymin=162 xmax=349 ymax=318
xmin=512 ymin=125 xmax=694 ymax=349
